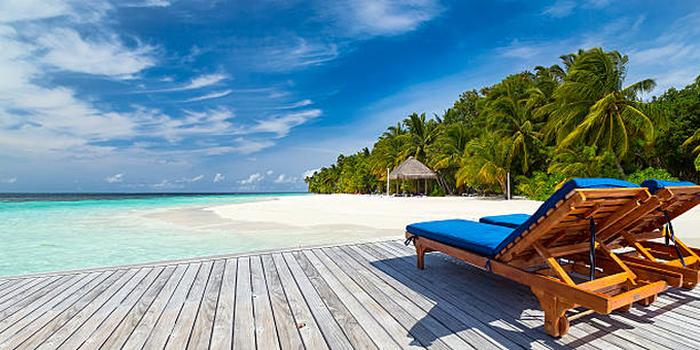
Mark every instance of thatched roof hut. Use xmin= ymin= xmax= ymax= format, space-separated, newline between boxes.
xmin=389 ymin=156 xmax=437 ymax=180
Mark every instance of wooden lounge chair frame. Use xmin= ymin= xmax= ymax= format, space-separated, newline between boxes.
xmin=602 ymin=185 xmax=700 ymax=288
xmin=407 ymin=188 xmax=681 ymax=337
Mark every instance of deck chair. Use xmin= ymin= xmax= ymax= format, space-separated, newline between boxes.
xmin=609 ymin=179 xmax=700 ymax=288
xmin=405 ymin=178 xmax=681 ymax=337
xmin=481 ymin=179 xmax=700 ymax=288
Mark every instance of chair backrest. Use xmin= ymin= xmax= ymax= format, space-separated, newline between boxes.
xmin=622 ymin=180 xmax=700 ymax=237
xmin=494 ymin=178 xmax=648 ymax=263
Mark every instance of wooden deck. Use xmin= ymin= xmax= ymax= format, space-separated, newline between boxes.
xmin=1 ymin=239 xmax=699 ymax=349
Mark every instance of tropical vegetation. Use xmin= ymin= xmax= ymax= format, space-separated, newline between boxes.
xmin=306 ymin=48 xmax=700 ymax=198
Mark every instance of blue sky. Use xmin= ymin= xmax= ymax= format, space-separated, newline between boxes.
xmin=1 ymin=0 xmax=699 ymax=192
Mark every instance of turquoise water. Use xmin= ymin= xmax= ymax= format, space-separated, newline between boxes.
xmin=0 ymin=193 xmax=305 ymax=277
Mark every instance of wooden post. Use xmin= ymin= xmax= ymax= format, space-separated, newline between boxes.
xmin=506 ymin=172 xmax=511 ymax=200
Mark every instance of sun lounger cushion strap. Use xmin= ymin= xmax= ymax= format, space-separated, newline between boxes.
xmin=661 ymin=210 xmax=686 ymax=267
xmin=404 ymin=235 xmax=416 ymax=246
xmin=588 ymin=217 xmax=597 ymax=281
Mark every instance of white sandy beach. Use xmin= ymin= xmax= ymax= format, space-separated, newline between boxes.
xmin=147 ymin=194 xmax=700 ymax=247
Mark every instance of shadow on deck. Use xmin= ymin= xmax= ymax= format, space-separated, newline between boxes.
xmin=367 ymin=242 xmax=700 ymax=349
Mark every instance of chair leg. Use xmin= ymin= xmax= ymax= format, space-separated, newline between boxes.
xmin=638 ymin=294 xmax=657 ymax=306
xmin=532 ymin=288 xmax=571 ymax=337
xmin=416 ymin=244 xmax=426 ymax=270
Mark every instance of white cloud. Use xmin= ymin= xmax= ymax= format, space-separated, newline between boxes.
xmin=542 ymin=0 xmax=576 ymax=18
xmin=229 ymin=138 xmax=276 ymax=155
xmin=303 ymin=168 xmax=321 ymax=179
xmin=251 ymin=38 xmax=339 ymax=71
xmin=239 ymin=172 xmax=264 ymax=185
xmin=156 ymin=73 xmax=227 ymax=92
xmin=266 ymin=170 xmax=274 ymax=176
xmin=186 ymin=174 xmax=204 ymax=182
xmin=274 ymin=174 xmax=298 ymax=184
xmin=250 ymin=109 xmax=322 ymax=137
xmin=321 ymin=0 xmax=443 ymax=37
xmin=0 ymin=0 xmax=72 ymax=23
xmin=105 ymin=173 xmax=124 ymax=183
xmin=497 ymin=40 xmax=543 ymax=59
xmin=275 ymin=99 xmax=313 ymax=109
xmin=213 ymin=173 xmax=225 ymax=182
xmin=121 ymin=0 xmax=171 ymax=7
xmin=183 ymin=89 xmax=232 ymax=102
xmin=542 ymin=0 xmax=612 ymax=18
xmin=38 ymin=28 xmax=155 ymax=78
xmin=0 ymin=177 xmax=17 ymax=184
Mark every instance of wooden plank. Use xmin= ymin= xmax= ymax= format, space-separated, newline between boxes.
xmin=380 ymin=242 xmax=607 ymax=349
xmin=0 ymin=273 xmax=99 ymax=343
xmin=382 ymin=241 xmax=649 ymax=350
xmin=0 ymin=276 xmax=60 ymax=311
xmin=34 ymin=269 xmax=138 ymax=349
xmin=121 ymin=264 xmax=189 ymax=350
xmin=250 ymin=255 xmax=280 ymax=350
xmin=310 ymin=249 xmax=422 ymax=350
xmin=283 ymin=252 xmax=354 ymax=349
xmin=141 ymin=263 xmax=201 ymax=349
xmin=0 ymin=275 xmax=73 ymax=321
xmin=271 ymin=253 xmax=329 ymax=349
xmin=56 ymin=268 xmax=153 ymax=349
xmin=350 ymin=244 xmax=538 ymax=350
xmin=0 ymin=271 xmax=116 ymax=349
xmin=301 ymin=250 xmax=401 ymax=350
xmin=78 ymin=266 xmax=165 ymax=349
xmin=323 ymin=247 xmax=455 ymax=350
xmin=188 ymin=259 xmax=226 ymax=349
xmin=210 ymin=259 xmax=236 ymax=350
xmin=233 ymin=256 xmax=256 ymax=349
xmin=164 ymin=260 xmax=214 ymax=349
xmin=261 ymin=254 xmax=305 ymax=350
xmin=0 ymin=278 xmax=42 ymax=305
xmin=99 ymin=266 xmax=176 ymax=349
xmin=291 ymin=251 xmax=377 ymax=349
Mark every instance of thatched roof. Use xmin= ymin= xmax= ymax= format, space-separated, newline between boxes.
xmin=389 ymin=156 xmax=437 ymax=180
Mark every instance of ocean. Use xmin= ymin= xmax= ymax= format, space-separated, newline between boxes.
xmin=0 ymin=193 xmax=305 ymax=277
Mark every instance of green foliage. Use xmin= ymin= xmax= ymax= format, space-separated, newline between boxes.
xmin=306 ymin=48 xmax=698 ymax=198
xmin=626 ymin=167 xmax=678 ymax=185
xmin=516 ymin=172 xmax=567 ymax=201
xmin=549 ymin=146 xmax=623 ymax=179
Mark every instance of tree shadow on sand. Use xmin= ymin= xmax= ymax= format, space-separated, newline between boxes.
xmin=363 ymin=242 xmax=698 ymax=349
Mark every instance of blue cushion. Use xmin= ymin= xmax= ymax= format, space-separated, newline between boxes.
xmin=493 ymin=178 xmax=638 ymax=254
xmin=480 ymin=214 xmax=530 ymax=228
xmin=641 ymin=178 xmax=697 ymax=194
xmin=407 ymin=219 xmax=514 ymax=257
xmin=407 ymin=178 xmax=638 ymax=258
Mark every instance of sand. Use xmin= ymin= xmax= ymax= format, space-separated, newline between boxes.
xmin=146 ymin=193 xmax=700 ymax=248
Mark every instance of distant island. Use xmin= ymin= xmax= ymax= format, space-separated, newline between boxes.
xmin=306 ymin=48 xmax=700 ymax=200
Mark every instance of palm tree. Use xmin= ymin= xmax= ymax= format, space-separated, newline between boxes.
xmin=402 ymin=112 xmax=439 ymax=161
xmin=545 ymin=48 xmax=656 ymax=164
xmin=681 ymin=129 xmax=700 ymax=170
xmin=483 ymin=74 xmax=544 ymax=174
xmin=456 ymin=132 xmax=512 ymax=194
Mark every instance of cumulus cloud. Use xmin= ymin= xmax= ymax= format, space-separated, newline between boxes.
xmin=213 ymin=173 xmax=225 ymax=182
xmin=303 ymin=168 xmax=321 ymax=179
xmin=266 ymin=170 xmax=274 ymax=176
xmin=105 ymin=173 xmax=124 ymax=183
xmin=239 ymin=172 xmax=264 ymax=185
